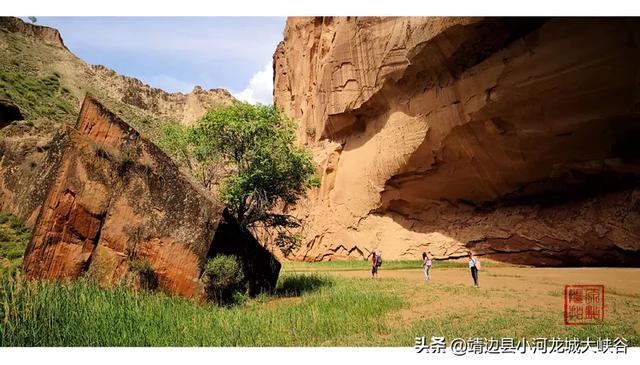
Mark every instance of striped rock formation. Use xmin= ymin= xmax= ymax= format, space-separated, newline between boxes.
xmin=273 ymin=17 xmax=640 ymax=266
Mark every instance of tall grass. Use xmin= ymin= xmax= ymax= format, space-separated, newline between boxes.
xmin=1 ymin=271 xmax=637 ymax=346
xmin=0 ymin=273 xmax=405 ymax=346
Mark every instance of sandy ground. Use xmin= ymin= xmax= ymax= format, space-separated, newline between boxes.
xmin=319 ymin=267 xmax=640 ymax=328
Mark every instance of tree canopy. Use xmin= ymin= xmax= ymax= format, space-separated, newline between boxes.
xmin=160 ymin=102 xmax=318 ymax=255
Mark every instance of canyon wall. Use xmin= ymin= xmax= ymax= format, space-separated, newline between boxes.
xmin=274 ymin=17 xmax=640 ymax=265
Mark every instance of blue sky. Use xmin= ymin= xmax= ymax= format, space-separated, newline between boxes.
xmin=34 ymin=17 xmax=287 ymax=104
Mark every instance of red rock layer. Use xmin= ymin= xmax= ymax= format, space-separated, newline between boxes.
xmin=22 ymin=96 xmax=222 ymax=296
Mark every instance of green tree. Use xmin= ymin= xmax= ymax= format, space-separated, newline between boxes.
xmin=162 ymin=102 xmax=318 ymax=255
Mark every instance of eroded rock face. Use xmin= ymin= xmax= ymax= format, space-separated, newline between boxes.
xmin=0 ymin=120 xmax=68 ymax=226
xmin=22 ymin=96 xmax=222 ymax=297
xmin=274 ymin=17 xmax=640 ymax=266
xmin=90 ymin=65 xmax=235 ymax=125
xmin=0 ymin=17 xmax=67 ymax=50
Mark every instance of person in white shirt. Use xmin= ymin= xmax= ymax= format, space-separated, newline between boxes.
xmin=422 ymin=252 xmax=432 ymax=282
xmin=468 ymin=252 xmax=480 ymax=288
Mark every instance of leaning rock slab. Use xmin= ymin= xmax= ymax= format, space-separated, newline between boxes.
xmin=22 ymin=96 xmax=223 ymax=297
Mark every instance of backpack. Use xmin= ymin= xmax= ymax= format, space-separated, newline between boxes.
xmin=376 ymin=255 xmax=382 ymax=267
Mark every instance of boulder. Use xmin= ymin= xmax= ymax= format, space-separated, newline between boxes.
xmin=22 ymin=95 xmax=280 ymax=297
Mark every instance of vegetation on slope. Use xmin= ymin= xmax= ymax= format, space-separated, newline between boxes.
xmin=0 ymin=213 xmax=30 ymax=278
xmin=0 ymin=71 xmax=75 ymax=122
xmin=0 ymin=28 xmax=181 ymax=145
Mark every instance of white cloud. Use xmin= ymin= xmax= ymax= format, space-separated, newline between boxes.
xmin=233 ymin=62 xmax=273 ymax=105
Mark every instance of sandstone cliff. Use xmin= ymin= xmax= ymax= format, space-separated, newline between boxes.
xmin=0 ymin=17 xmax=67 ymax=50
xmin=274 ymin=17 xmax=640 ymax=266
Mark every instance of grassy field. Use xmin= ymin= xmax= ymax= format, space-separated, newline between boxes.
xmin=1 ymin=215 xmax=638 ymax=346
xmin=0 ymin=273 xmax=406 ymax=346
xmin=1 ymin=266 xmax=638 ymax=346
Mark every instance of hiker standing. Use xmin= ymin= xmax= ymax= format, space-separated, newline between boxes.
xmin=422 ymin=252 xmax=432 ymax=282
xmin=371 ymin=251 xmax=378 ymax=278
xmin=469 ymin=252 xmax=481 ymax=288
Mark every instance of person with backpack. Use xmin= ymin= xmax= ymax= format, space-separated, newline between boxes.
xmin=371 ymin=251 xmax=382 ymax=278
xmin=422 ymin=252 xmax=432 ymax=282
xmin=469 ymin=252 xmax=481 ymax=288
xmin=371 ymin=251 xmax=378 ymax=278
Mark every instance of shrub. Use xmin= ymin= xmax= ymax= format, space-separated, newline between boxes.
xmin=202 ymin=254 xmax=246 ymax=305
xmin=127 ymin=258 xmax=158 ymax=291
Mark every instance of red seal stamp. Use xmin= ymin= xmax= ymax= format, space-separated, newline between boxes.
xmin=564 ymin=285 xmax=604 ymax=325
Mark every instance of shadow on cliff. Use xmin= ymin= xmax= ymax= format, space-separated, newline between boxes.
xmin=324 ymin=17 xmax=548 ymax=149
xmin=379 ymin=172 xmax=640 ymax=267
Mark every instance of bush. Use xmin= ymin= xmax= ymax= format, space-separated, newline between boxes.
xmin=127 ymin=258 xmax=158 ymax=291
xmin=202 ymin=254 xmax=246 ymax=305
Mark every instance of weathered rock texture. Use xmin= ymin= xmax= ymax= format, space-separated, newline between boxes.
xmin=274 ymin=17 xmax=640 ymax=266
xmin=22 ymin=96 xmax=281 ymax=297
xmin=22 ymin=96 xmax=222 ymax=296
xmin=0 ymin=17 xmax=67 ymax=50
xmin=0 ymin=120 xmax=68 ymax=226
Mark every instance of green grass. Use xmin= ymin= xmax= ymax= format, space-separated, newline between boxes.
xmin=1 ymin=268 xmax=637 ymax=346
xmin=0 ymin=71 xmax=76 ymax=122
xmin=0 ymin=273 xmax=406 ymax=346
xmin=0 ymin=213 xmax=636 ymax=346
xmin=282 ymin=259 xmax=511 ymax=272
xmin=0 ymin=212 xmax=30 ymax=278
